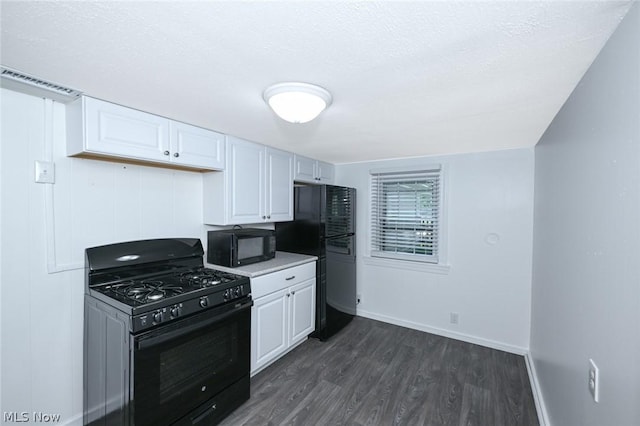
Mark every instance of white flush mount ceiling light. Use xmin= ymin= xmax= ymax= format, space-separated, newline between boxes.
xmin=263 ymin=82 xmax=332 ymax=124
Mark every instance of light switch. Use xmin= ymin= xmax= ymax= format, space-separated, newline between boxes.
xmin=35 ymin=160 xmax=55 ymax=184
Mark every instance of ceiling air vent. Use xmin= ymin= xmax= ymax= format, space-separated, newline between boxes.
xmin=0 ymin=66 xmax=82 ymax=103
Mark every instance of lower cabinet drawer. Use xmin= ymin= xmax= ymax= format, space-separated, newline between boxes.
xmin=251 ymin=261 xmax=315 ymax=299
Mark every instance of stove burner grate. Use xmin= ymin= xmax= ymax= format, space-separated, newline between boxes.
xmin=180 ymin=268 xmax=228 ymax=288
xmin=95 ymin=266 xmax=247 ymax=308
xmin=110 ymin=280 xmax=184 ymax=304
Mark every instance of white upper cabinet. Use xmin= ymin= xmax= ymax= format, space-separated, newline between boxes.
xmin=293 ymin=154 xmax=335 ymax=184
xmin=293 ymin=155 xmax=316 ymax=182
xmin=227 ymin=137 xmax=265 ymax=224
xmin=315 ymin=160 xmax=335 ymax=183
xmin=266 ymin=147 xmax=295 ymax=222
xmin=170 ymin=121 xmax=225 ymax=170
xmin=66 ymin=96 xmax=224 ymax=170
xmin=67 ymin=96 xmax=169 ymax=161
xmin=203 ymin=136 xmax=293 ymax=225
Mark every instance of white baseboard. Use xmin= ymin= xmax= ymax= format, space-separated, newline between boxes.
xmin=524 ymin=352 xmax=551 ymax=426
xmin=356 ymin=309 xmax=528 ymax=355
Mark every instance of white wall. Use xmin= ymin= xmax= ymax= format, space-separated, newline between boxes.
xmin=336 ymin=148 xmax=535 ymax=353
xmin=530 ymin=3 xmax=640 ymax=426
xmin=0 ymin=89 xmax=206 ymax=425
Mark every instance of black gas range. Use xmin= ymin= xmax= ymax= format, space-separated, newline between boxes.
xmin=84 ymin=238 xmax=251 ymax=426
xmin=86 ymin=247 xmax=250 ymax=333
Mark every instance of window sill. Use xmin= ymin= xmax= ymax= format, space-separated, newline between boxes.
xmin=362 ymin=256 xmax=451 ymax=275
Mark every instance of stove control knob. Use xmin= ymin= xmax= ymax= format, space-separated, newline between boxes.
xmin=153 ymin=311 xmax=163 ymax=323
xmin=199 ymin=297 xmax=209 ymax=308
xmin=170 ymin=306 xmax=181 ymax=318
xmin=234 ymin=287 xmax=241 ymax=297
xmin=223 ymin=289 xmax=230 ymax=301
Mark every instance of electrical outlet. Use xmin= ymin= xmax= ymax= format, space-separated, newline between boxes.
xmin=356 ymin=294 xmax=362 ymax=304
xmin=35 ymin=160 xmax=55 ymax=184
xmin=588 ymin=358 xmax=599 ymax=402
xmin=450 ymin=312 xmax=459 ymax=324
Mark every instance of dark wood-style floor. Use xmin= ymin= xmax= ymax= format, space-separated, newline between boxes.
xmin=220 ymin=317 xmax=539 ymax=426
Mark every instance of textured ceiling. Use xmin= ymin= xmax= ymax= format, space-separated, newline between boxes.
xmin=0 ymin=1 xmax=633 ymax=164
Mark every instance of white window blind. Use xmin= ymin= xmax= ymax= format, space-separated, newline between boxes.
xmin=370 ymin=167 xmax=441 ymax=263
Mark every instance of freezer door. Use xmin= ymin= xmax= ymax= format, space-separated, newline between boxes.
xmin=325 ymin=234 xmax=355 ymax=258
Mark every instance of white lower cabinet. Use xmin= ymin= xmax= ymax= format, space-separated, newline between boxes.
xmin=250 ymin=262 xmax=316 ymax=376
xmin=288 ymin=280 xmax=316 ymax=343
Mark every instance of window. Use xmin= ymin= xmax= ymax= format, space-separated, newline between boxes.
xmin=370 ymin=166 xmax=441 ymax=263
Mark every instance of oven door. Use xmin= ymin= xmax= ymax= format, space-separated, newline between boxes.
xmin=131 ymin=298 xmax=252 ymax=426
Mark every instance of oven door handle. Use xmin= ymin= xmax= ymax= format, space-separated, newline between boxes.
xmin=136 ymin=299 xmax=253 ymax=350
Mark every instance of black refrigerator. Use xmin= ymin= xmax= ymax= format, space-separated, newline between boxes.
xmin=275 ymin=184 xmax=356 ymax=341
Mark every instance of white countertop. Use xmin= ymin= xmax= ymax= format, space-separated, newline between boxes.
xmin=205 ymin=251 xmax=317 ymax=278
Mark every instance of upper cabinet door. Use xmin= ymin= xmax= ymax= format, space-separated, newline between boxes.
xmin=293 ymin=154 xmax=335 ymax=184
xmin=82 ymin=97 xmax=170 ymax=161
xmin=293 ymin=155 xmax=316 ymax=183
xmin=316 ymin=160 xmax=335 ymax=184
xmin=170 ymin=122 xmax=225 ymax=170
xmin=227 ymin=136 xmax=265 ymax=224
xmin=265 ymin=147 xmax=293 ymax=222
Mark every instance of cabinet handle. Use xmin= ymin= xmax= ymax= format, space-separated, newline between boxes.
xmin=285 ymin=276 xmax=295 ymax=281
xmin=291 ymin=291 xmax=296 ymax=295
xmin=173 ymin=152 xmax=180 ymax=158
xmin=287 ymin=293 xmax=290 ymax=298
xmin=267 ymin=215 xmax=271 ymax=219
xmin=262 ymin=215 xmax=266 ymax=219
xmin=164 ymin=150 xmax=170 ymax=156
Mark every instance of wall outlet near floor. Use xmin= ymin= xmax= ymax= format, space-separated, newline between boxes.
xmin=449 ymin=312 xmax=459 ymax=324
xmin=588 ymin=358 xmax=599 ymax=402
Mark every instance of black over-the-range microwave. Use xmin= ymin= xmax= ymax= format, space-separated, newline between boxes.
xmin=207 ymin=228 xmax=276 ymax=267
